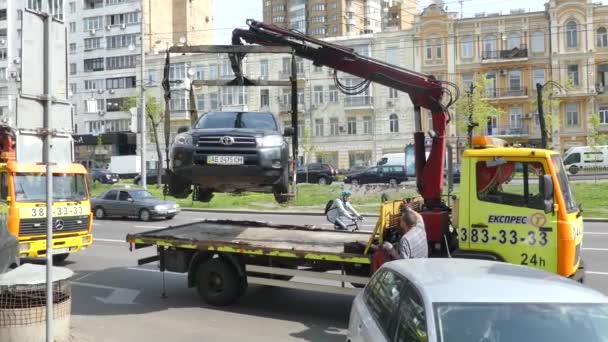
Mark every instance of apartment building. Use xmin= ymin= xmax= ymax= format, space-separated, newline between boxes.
xmin=144 ymin=28 xmax=417 ymax=170
xmin=0 ymin=0 xmax=7 ymax=118
xmin=68 ymin=0 xmax=213 ymax=168
xmin=262 ymin=0 xmax=415 ymax=38
xmin=415 ymin=0 xmax=608 ymax=153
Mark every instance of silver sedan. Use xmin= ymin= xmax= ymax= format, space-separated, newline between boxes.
xmin=348 ymin=258 xmax=608 ymax=342
xmin=91 ymin=188 xmax=180 ymax=221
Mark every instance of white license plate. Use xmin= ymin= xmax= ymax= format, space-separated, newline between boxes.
xmin=54 ymin=248 xmax=70 ymax=254
xmin=207 ymin=155 xmax=244 ymax=165
xmin=167 ymin=209 xmax=176 ymax=213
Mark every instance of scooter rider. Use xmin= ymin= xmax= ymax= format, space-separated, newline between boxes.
xmin=327 ymin=190 xmax=362 ymax=230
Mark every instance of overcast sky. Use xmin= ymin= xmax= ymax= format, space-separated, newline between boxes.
xmin=213 ymin=0 xmax=547 ymax=43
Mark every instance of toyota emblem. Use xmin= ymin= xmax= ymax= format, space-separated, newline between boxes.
xmin=54 ymin=219 xmax=64 ymax=231
xmin=220 ymin=136 xmax=235 ymax=145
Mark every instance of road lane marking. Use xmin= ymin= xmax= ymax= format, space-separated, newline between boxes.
xmin=94 ymin=238 xmax=125 ymax=243
xmin=127 ymin=267 xmax=185 ymax=276
xmin=587 ymin=271 xmax=608 ymax=276
xmin=585 ymin=232 xmax=608 ymax=235
xmin=72 ymin=281 xmax=140 ymax=305
xmin=582 ymin=248 xmax=608 ymax=251
xmin=134 ymin=225 xmax=165 ymax=229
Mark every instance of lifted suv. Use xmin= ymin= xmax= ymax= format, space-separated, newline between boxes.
xmin=167 ymin=111 xmax=292 ymax=203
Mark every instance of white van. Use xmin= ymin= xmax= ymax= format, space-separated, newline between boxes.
xmin=378 ymin=151 xmax=430 ymax=177
xmin=563 ymin=145 xmax=608 ymax=174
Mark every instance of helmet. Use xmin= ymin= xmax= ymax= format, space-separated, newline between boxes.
xmin=341 ymin=190 xmax=351 ymax=197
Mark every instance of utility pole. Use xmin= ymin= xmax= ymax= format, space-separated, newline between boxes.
xmin=536 ymin=82 xmax=548 ymax=149
xmin=139 ymin=7 xmax=147 ymax=189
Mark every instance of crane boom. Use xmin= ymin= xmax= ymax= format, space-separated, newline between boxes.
xmin=232 ymin=19 xmax=458 ymax=208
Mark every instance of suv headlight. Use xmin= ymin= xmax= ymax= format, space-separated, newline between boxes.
xmin=256 ymin=135 xmax=284 ymax=147
xmin=173 ymin=133 xmax=192 ymax=146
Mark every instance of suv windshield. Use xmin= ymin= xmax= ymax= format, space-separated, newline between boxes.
xmin=14 ymin=173 xmax=88 ymax=202
xmin=196 ymin=112 xmax=277 ymax=131
xmin=552 ymin=155 xmax=578 ymax=213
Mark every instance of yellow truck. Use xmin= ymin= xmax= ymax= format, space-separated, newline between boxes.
xmin=2 ymin=161 xmax=93 ymax=263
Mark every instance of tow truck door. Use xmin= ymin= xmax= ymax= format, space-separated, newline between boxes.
xmin=464 ymin=157 xmax=559 ymax=274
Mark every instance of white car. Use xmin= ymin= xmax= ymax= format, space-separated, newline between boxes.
xmin=347 ymin=258 xmax=608 ymax=342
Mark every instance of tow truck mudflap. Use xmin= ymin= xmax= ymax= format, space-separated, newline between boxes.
xmin=570 ymin=259 xmax=586 ymax=284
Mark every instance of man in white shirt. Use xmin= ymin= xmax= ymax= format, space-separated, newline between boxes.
xmin=326 ymin=190 xmax=362 ymax=230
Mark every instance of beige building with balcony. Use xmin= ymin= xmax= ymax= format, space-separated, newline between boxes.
xmin=415 ymin=0 xmax=608 ymax=153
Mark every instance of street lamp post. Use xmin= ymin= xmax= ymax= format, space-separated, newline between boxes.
xmin=139 ymin=11 xmax=147 ymax=189
xmin=536 ymin=81 xmax=565 ymax=150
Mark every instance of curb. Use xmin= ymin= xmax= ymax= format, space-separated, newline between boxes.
xmin=181 ymin=208 xmax=380 ymax=217
xmin=181 ymin=208 xmax=608 ymax=223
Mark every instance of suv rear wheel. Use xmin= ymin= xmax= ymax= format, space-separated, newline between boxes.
xmin=195 ymin=187 xmax=214 ymax=202
xmin=318 ymin=177 xmax=327 ymax=185
xmin=166 ymin=169 xmax=192 ymax=198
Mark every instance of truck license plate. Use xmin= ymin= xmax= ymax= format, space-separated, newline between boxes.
xmin=54 ymin=248 xmax=70 ymax=254
xmin=207 ymin=155 xmax=244 ymax=165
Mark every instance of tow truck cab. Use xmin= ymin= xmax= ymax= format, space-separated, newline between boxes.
xmin=455 ymin=136 xmax=584 ymax=280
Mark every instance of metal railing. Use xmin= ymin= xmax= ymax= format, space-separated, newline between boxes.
xmin=482 ymin=48 xmax=528 ymax=60
xmin=484 ymin=87 xmax=528 ymax=98
xmin=344 ymin=96 xmax=373 ymax=108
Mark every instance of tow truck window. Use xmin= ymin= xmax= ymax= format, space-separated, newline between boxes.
xmin=364 ymin=269 xmax=405 ymax=339
xmin=476 ymin=161 xmax=546 ymax=210
xmin=0 ymin=173 xmax=7 ymax=200
xmin=552 ymin=155 xmax=578 ymax=213
xmin=14 ymin=173 xmax=88 ymax=202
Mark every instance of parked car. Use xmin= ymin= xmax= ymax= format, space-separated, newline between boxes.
xmin=348 ymin=258 xmax=608 ymax=342
xmin=296 ymin=163 xmax=337 ymax=185
xmin=133 ymin=169 xmax=166 ymax=185
xmin=344 ymin=165 xmax=407 ymax=185
xmin=346 ymin=165 xmax=369 ymax=175
xmin=90 ymin=168 xmax=119 ymax=184
xmin=92 ymin=188 xmax=180 ymax=221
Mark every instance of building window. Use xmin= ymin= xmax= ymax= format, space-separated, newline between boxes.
xmin=260 ymin=59 xmax=268 ymax=78
xmin=273 ymin=16 xmax=285 ymax=23
xmin=509 ymin=106 xmax=523 ymax=129
xmin=83 ymin=16 xmax=103 ymax=31
xmin=311 ymin=16 xmax=325 ymax=23
xmin=315 ymin=119 xmax=324 ymax=137
xmin=389 ymin=88 xmax=398 ymax=99
xmin=106 ymin=12 xmax=139 ymax=26
xmin=509 ymin=70 xmax=521 ymax=91
xmin=328 ymin=85 xmax=338 ymax=103
xmin=311 ymin=27 xmax=326 ymax=36
xmin=312 ymin=3 xmax=325 ymax=11
xmin=314 ymin=86 xmax=324 ymax=104
xmin=568 ymin=64 xmax=579 ymax=86
xmin=533 ymin=68 xmax=545 ymax=87
xmin=260 ymin=89 xmax=269 ymax=107
xmin=148 ymin=69 xmax=157 ymax=83
xmin=69 ymin=2 xmax=76 ymax=12
xmin=347 ymin=117 xmax=357 ymax=135
xmin=599 ymin=106 xmax=608 ymax=125
xmin=69 ymin=83 xmax=77 ymax=95
xmin=106 ymin=34 xmax=139 ymax=49
xmin=222 ymin=87 xmax=246 ymax=106
xmin=566 ymin=103 xmax=579 ymax=126
xmin=598 ymin=27 xmax=608 ymax=48
xmin=170 ymin=91 xmax=189 ymax=111
xmin=69 ymin=22 xmax=76 ymax=33
xmin=106 ymin=55 xmax=137 ymax=70
xmin=483 ymin=35 xmax=496 ymax=58
xmin=196 ymin=94 xmax=205 ymax=111
xmin=70 ymin=63 xmax=77 ymax=75
xmin=462 ymin=73 xmax=474 ymax=90
xmin=84 ymin=58 xmax=104 ymax=72
xmin=566 ymin=21 xmax=578 ymax=48
xmin=363 ymin=116 xmax=372 ymax=134
xmin=69 ymin=43 xmax=77 ymax=54
xmin=169 ymin=63 xmax=187 ymax=81
xmin=84 ymin=79 xmax=104 ymax=90
xmin=389 ymin=114 xmax=399 ymax=133
xmin=461 ymin=35 xmax=473 ymax=58
xmin=106 ymin=97 xmax=129 ymax=112
xmin=507 ymin=32 xmax=520 ymax=49
xmin=330 ymin=118 xmax=339 ymax=136
xmin=425 ymin=39 xmax=432 ymax=60
xmin=84 ymin=37 xmax=102 ymax=50
xmin=531 ymin=31 xmax=545 ymax=53
xmin=435 ymin=38 xmax=442 ymax=59
xmin=106 ymin=76 xmax=136 ymax=89
xmin=210 ymin=92 xmax=218 ymax=110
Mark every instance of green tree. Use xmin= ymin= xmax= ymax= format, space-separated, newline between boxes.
xmin=454 ymin=77 xmax=504 ymax=146
xmin=300 ymin=126 xmax=317 ymax=182
xmin=123 ymin=93 xmax=165 ymax=186
xmin=588 ymin=113 xmax=608 ymax=182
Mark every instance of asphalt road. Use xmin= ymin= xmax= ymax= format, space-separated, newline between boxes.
xmin=62 ymin=211 xmax=608 ymax=341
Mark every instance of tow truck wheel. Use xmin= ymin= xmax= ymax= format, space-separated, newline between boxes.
xmin=196 ymin=258 xmax=240 ymax=306
xmin=52 ymin=253 xmax=69 ymax=264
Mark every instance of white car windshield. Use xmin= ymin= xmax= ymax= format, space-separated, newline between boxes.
xmin=435 ymin=303 xmax=608 ymax=342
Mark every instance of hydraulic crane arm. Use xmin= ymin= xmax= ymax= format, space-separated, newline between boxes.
xmin=231 ymin=19 xmax=459 ymax=207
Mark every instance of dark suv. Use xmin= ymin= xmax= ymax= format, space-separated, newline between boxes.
xmin=167 ymin=111 xmax=292 ymax=203
xmin=296 ymin=163 xmax=337 ymax=185
xmin=344 ymin=165 xmax=407 ymax=185
xmin=91 ymin=168 xmax=119 ymax=184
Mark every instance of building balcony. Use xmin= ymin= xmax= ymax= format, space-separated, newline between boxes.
xmin=484 ymin=87 xmax=528 ymax=99
xmin=482 ymin=48 xmax=528 ymax=62
xmin=84 ymin=0 xmax=104 ymax=10
xmin=344 ymin=96 xmax=373 ymax=108
xmin=487 ymin=126 xmax=529 ymax=136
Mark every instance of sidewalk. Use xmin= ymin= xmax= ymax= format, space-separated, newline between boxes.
xmin=182 ymin=207 xmax=608 ymax=222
